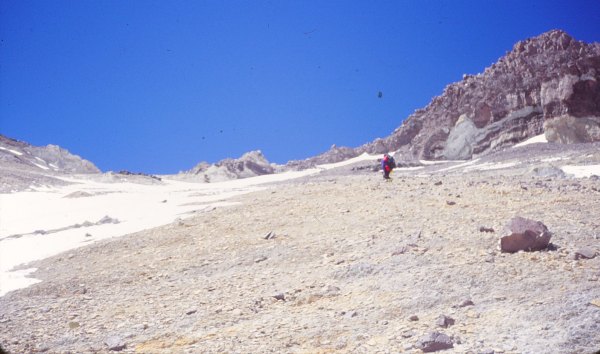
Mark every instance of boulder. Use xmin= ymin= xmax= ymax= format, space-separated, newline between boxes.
xmin=417 ymin=332 xmax=454 ymax=352
xmin=500 ymin=217 xmax=552 ymax=253
xmin=574 ymin=247 xmax=597 ymax=260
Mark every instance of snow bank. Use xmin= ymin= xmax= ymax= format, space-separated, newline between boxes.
xmin=514 ymin=134 xmax=548 ymax=148
xmin=561 ymin=165 xmax=600 ymax=178
xmin=0 ymin=168 xmax=321 ymax=296
xmin=317 ymin=152 xmax=379 ymax=170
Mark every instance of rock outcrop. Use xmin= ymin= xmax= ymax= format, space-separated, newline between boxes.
xmin=295 ymin=30 xmax=600 ymax=165
xmin=182 ymin=150 xmax=276 ymax=182
xmin=0 ymin=134 xmax=100 ymax=174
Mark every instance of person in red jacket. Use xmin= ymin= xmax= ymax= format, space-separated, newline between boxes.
xmin=381 ymin=153 xmax=396 ymax=180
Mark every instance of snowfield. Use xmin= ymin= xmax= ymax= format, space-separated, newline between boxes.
xmin=0 ymin=168 xmax=321 ymax=296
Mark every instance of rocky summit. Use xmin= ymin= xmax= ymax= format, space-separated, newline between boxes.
xmin=296 ymin=30 xmax=600 ymax=167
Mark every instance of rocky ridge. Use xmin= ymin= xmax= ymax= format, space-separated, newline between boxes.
xmin=0 ymin=135 xmax=101 ymax=193
xmin=0 ymin=135 xmax=100 ymax=174
xmin=292 ymin=30 xmax=600 ymax=169
xmin=179 ymin=150 xmax=278 ymax=183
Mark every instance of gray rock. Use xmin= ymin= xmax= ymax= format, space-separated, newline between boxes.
xmin=332 ymin=263 xmax=377 ymax=279
xmin=263 ymin=231 xmax=276 ymax=240
xmin=417 ymin=332 xmax=454 ymax=352
xmin=531 ymin=165 xmax=566 ymax=178
xmin=500 ymin=217 xmax=552 ymax=253
xmin=409 ymin=315 xmax=419 ymax=321
xmin=574 ymin=247 xmax=597 ymax=260
xmin=436 ymin=315 xmax=455 ymax=328
xmin=104 ymin=336 xmax=126 ymax=351
xmin=455 ymin=299 xmax=475 ymax=308
xmin=97 ymin=216 xmax=120 ymax=225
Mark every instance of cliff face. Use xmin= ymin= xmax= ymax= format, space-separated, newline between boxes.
xmin=359 ymin=30 xmax=600 ymax=160
xmin=292 ymin=30 xmax=600 ymax=167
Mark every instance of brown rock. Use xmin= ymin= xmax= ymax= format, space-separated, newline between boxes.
xmin=500 ymin=217 xmax=552 ymax=253
xmin=436 ymin=315 xmax=455 ymax=328
xmin=417 ymin=332 xmax=454 ymax=352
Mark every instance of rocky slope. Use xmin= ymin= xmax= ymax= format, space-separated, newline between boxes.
xmin=0 ymin=135 xmax=101 ymax=192
xmin=178 ymin=150 xmax=278 ymax=183
xmin=1 ymin=144 xmax=599 ymax=353
xmin=0 ymin=135 xmax=100 ymax=174
xmin=293 ymin=30 xmax=600 ymax=168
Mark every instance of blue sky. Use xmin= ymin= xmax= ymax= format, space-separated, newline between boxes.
xmin=1 ymin=1 xmax=599 ymax=173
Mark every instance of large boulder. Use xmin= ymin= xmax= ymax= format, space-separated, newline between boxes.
xmin=500 ymin=217 xmax=552 ymax=253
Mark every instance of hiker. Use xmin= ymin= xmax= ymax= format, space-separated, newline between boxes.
xmin=382 ymin=153 xmax=396 ymax=180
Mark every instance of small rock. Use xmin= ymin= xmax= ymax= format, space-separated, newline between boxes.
xmin=391 ymin=246 xmax=408 ymax=256
xmin=401 ymin=330 xmax=416 ymax=338
xmin=68 ymin=321 xmax=80 ymax=329
xmin=574 ymin=247 xmax=596 ymax=260
xmin=590 ymin=299 xmax=600 ymax=307
xmin=104 ymin=336 xmax=126 ymax=351
xmin=417 ymin=332 xmax=453 ymax=352
xmin=231 ymin=308 xmax=243 ymax=316
xmin=436 ymin=315 xmax=455 ymax=328
xmin=344 ymin=311 xmax=358 ymax=318
xmin=455 ymin=299 xmax=474 ymax=308
xmin=185 ymin=309 xmax=197 ymax=315
xmin=446 ymin=201 xmax=456 ymax=206
xmin=479 ymin=226 xmax=495 ymax=233
xmin=263 ymin=231 xmax=276 ymax=240
xmin=97 ymin=215 xmax=120 ymax=225
xmin=273 ymin=293 xmax=285 ymax=301
xmin=321 ymin=285 xmax=341 ymax=297
xmin=434 ymin=181 xmax=443 ymax=186
xmin=254 ymin=256 xmax=267 ymax=263
xmin=409 ymin=315 xmax=419 ymax=321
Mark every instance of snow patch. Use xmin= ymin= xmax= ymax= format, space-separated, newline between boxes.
xmin=465 ymin=162 xmax=518 ymax=171
xmin=437 ymin=158 xmax=482 ymax=172
xmin=514 ymin=134 xmax=548 ymax=148
xmin=0 ymin=146 xmax=24 ymax=156
xmin=32 ymin=163 xmax=50 ymax=170
xmin=0 ymin=168 xmax=323 ymax=296
xmin=317 ymin=152 xmax=380 ymax=170
xmin=561 ymin=165 xmax=600 ymax=178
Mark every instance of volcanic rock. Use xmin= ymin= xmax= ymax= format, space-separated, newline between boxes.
xmin=500 ymin=217 xmax=552 ymax=253
xmin=417 ymin=332 xmax=454 ymax=352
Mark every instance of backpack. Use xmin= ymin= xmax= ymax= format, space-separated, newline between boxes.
xmin=388 ymin=155 xmax=396 ymax=169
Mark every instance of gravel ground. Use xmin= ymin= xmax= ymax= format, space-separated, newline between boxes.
xmin=1 ymin=147 xmax=600 ymax=353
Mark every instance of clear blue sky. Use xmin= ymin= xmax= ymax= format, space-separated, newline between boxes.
xmin=1 ymin=1 xmax=599 ymax=173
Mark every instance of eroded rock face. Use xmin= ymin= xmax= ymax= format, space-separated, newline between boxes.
xmin=500 ymin=217 xmax=552 ymax=253
xmin=301 ymin=30 xmax=599 ymax=165
xmin=183 ymin=150 xmax=276 ymax=182
xmin=383 ymin=30 xmax=600 ymax=160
